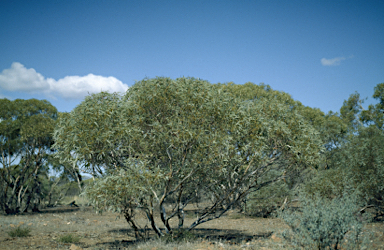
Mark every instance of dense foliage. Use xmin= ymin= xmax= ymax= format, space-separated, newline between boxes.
xmin=53 ymin=77 xmax=324 ymax=238
xmin=279 ymin=191 xmax=367 ymax=250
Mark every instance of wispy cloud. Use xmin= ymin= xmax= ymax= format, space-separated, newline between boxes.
xmin=0 ymin=62 xmax=129 ymax=99
xmin=320 ymin=56 xmax=346 ymax=66
xmin=320 ymin=55 xmax=354 ymax=66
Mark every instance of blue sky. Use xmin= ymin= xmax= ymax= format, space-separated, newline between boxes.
xmin=0 ymin=0 xmax=383 ymax=114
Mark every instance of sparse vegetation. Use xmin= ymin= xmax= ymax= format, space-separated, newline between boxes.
xmin=160 ymin=228 xmax=197 ymax=243
xmin=8 ymin=226 xmax=31 ymax=237
xmin=0 ymin=206 xmax=382 ymax=249
xmin=57 ymin=233 xmax=81 ymax=243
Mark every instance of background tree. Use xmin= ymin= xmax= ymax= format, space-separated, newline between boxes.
xmin=302 ymin=83 xmax=384 ymax=219
xmin=0 ymin=98 xmax=58 ymax=214
xmin=53 ymin=77 xmax=324 ymax=238
xmin=44 ymin=153 xmax=84 ymax=207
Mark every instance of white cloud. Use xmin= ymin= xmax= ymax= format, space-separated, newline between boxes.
xmin=0 ymin=62 xmax=128 ymax=99
xmin=320 ymin=57 xmax=346 ymax=66
xmin=0 ymin=62 xmax=49 ymax=91
xmin=48 ymin=74 xmax=128 ymax=99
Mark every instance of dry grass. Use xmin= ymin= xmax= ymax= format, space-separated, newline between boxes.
xmin=0 ymin=204 xmax=383 ymax=250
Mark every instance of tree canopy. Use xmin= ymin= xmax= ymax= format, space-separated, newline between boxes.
xmin=53 ymin=77 xmax=324 ymax=238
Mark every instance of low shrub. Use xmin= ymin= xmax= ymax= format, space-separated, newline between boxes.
xmin=8 ymin=226 xmax=31 ymax=237
xmin=278 ymin=191 xmax=370 ymax=250
xmin=58 ymin=233 xmax=81 ymax=243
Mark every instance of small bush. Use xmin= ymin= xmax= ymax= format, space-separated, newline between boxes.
xmin=278 ymin=192 xmax=369 ymax=250
xmin=8 ymin=226 xmax=31 ymax=237
xmin=58 ymin=233 xmax=81 ymax=243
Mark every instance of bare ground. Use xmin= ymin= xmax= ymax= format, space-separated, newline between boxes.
xmin=0 ymin=205 xmax=383 ymax=250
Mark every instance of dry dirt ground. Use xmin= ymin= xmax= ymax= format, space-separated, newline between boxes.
xmin=0 ymin=205 xmax=383 ymax=250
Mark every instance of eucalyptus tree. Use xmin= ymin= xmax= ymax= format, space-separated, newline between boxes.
xmin=0 ymin=98 xmax=57 ymax=214
xmin=344 ymin=83 xmax=384 ymax=216
xmin=302 ymin=83 xmax=384 ymax=219
xmin=361 ymin=82 xmax=384 ymax=129
xmin=215 ymin=82 xmax=330 ymax=216
xmin=53 ymin=92 xmax=124 ymax=178
xmin=48 ymin=112 xmax=84 ymax=193
xmin=53 ymin=77 xmax=324 ymax=238
xmin=218 ymin=82 xmax=348 ymax=155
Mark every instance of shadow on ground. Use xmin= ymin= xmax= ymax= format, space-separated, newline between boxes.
xmin=0 ymin=206 xmax=84 ymax=217
xmin=193 ymin=228 xmax=273 ymax=243
xmin=100 ymin=227 xmax=274 ymax=248
xmin=38 ymin=206 xmax=82 ymax=214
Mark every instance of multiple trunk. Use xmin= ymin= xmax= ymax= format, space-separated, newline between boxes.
xmin=1 ymin=151 xmax=45 ymax=214
xmin=122 ymin=156 xmax=288 ymax=239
